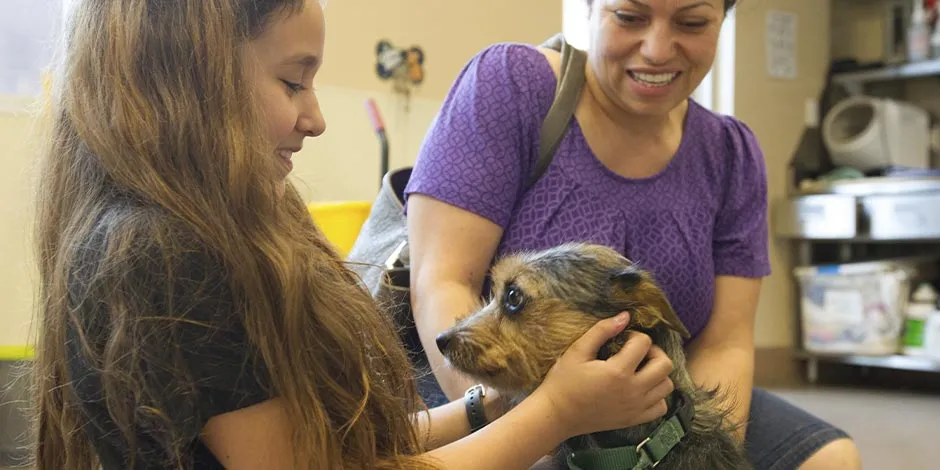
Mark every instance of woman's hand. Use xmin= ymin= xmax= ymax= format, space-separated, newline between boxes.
xmin=532 ymin=312 xmax=675 ymax=438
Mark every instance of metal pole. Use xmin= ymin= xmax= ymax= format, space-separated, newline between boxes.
xmin=364 ymin=98 xmax=389 ymax=187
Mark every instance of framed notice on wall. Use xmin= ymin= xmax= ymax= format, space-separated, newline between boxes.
xmin=766 ymin=10 xmax=798 ymax=80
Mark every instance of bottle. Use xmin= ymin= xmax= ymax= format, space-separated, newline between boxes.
xmin=902 ymin=283 xmax=938 ymax=356
xmin=909 ymin=0 xmax=931 ymax=62
xmin=925 ymin=309 xmax=940 ymax=360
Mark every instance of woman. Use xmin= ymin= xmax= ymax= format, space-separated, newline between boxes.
xmin=405 ymin=0 xmax=863 ymax=469
xmin=31 ymin=1 xmax=677 ymax=469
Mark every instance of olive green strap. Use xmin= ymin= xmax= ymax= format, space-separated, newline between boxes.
xmin=566 ymin=415 xmax=688 ymax=470
xmin=565 ymin=390 xmax=695 ymax=470
xmin=529 ymin=34 xmax=588 ymax=189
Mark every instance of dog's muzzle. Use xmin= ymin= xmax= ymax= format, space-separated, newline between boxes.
xmin=435 ymin=331 xmax=454 ymax=354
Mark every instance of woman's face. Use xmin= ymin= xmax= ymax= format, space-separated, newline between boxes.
xmin=244 ymin=0 xmax=327 ymax=185
xmin=586 ymin=0 xmax=725 ymax=117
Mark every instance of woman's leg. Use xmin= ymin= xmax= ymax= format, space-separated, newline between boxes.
xmin=799 ymin=437 xmax=862 ymax=470
xmin=744 ymin=388 xmax=862 ymax=470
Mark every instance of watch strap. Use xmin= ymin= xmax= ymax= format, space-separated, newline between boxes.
xmin=465 ymin=384 xmax=488 ymax=433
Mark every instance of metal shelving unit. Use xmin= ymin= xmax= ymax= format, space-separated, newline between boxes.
xmin=793 ymin=350 xmax=940 ymax=380
xmin=832 ymin=58 xmax=940 ymax=95
xmin=781 ymin=23 xmax=940 ymax=380
xmin=774 ymin=177 xmax=940 ymax=383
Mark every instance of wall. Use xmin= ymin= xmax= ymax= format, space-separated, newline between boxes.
xmin=0 ymin=0 xmax=842 ymax=350
xmin=831 ymin=0 xmax=886 ymax=63
xmin=734 ymin=0 xmax=832 ymax=348
xmin=0 ymin=0 xmax=562 ymax=347
xmin=294 ymin=0 xmax=562 ymax=203
xmin=0 ymin=112 xmax=41 ymax=347
xmin=831 ymin=0 xmax=940 ymax=116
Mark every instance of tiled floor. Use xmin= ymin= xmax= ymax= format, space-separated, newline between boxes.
xmin=769 ymin=386 xmax=939 ymax=469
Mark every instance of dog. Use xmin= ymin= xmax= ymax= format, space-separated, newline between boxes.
xmin=434 ymin=242 xmax=751 ymax=470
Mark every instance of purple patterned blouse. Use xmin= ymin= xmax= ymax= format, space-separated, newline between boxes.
xmin=404 ymin=42 xmax=771 ymax=340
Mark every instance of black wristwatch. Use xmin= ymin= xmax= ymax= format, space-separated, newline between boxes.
xmin=464 ymin=384 xmax=488 ymax=433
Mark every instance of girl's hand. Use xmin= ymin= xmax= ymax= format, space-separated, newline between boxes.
xmin=533 ymin=312 xmax=675 ymax=438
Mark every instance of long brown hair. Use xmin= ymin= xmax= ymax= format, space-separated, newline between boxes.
xmin=32 ymin=1 xmax=435 ymax=468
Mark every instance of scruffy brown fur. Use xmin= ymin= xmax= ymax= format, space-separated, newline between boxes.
xmin=436 ymin=242 xmax=751 ymax=469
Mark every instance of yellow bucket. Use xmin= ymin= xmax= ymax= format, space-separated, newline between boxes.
xmin=0 ymin=345 xmax=34 ymax=361
xmin=307 ymin=201 xmax=372 ymax=257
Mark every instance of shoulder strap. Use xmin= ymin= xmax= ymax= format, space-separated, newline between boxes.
xmin=527 ymin=34 xmax=588 ymax=188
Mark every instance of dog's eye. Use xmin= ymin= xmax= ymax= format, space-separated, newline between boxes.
xmin=503 ymin=286 xmax=526 ymax=315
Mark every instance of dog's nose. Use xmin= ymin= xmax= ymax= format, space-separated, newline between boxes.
xmin=436 ymin=332 xmax=453 ymax=353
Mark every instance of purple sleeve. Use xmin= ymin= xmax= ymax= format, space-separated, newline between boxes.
xmin=404 ymin=43 xmax=553 ymax=228
xmin=713 ymin=117 xmax=772 ymax=278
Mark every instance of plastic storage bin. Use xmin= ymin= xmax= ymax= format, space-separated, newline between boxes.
xmin=307 ymin=201 xmax=372 ymax=257
xmin=794 ymin=261 xmax=913 ymax=356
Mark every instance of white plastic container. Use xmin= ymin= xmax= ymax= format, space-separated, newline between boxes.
xmin=795 ymin=261 xmax=913 ymax=355
xmin=821 ymin=96 xmax=931 ymax=172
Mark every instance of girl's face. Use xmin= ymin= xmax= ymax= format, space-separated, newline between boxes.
xmin=586 ymin=0 xmax=725 ymax=117
xmin=244 ymin=0 xmax=327 ymax=185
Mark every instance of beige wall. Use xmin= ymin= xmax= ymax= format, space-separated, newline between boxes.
xmin=735 ymin=0 xmax=830 ymax=348
xmin=831 ymin=0 xmax=940 ymax=117
xmin=294 ymin=0 xmax=561 ymax=202
xmin=735 ymin=0 xmax=832 ymax=348
xmin=317 ymin=0 xmax=562 ymax=101
xmin=831 ymin=0 xmax=884 ymax=62
xmin=306 ymin=0 xmax=839 ymax=351
xmin=0 ymin=0 xmax=842 ymax=350
xmin=0 ymin=0 xmax=561 ymax=347
xmin=0 ymin=112 xmax=41 ymax=346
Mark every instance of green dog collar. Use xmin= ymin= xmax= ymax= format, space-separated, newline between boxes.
xmin=566 ymin=391 xmax=693 ymax=470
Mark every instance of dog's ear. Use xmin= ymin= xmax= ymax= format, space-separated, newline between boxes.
xmin=611 ymin=267 xmax=643 ymax=291
xmin=633 ymin=291 xmax=691 ymax=340
xmin=611 ymin=268 xmax=691 ymax=340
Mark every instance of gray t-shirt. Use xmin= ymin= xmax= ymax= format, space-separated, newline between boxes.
xmin=65 ymin=202 xmax=270 ymax=469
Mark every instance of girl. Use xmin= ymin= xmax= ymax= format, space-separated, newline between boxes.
xmin=31 ymin=1 xmax=675 ymax=469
